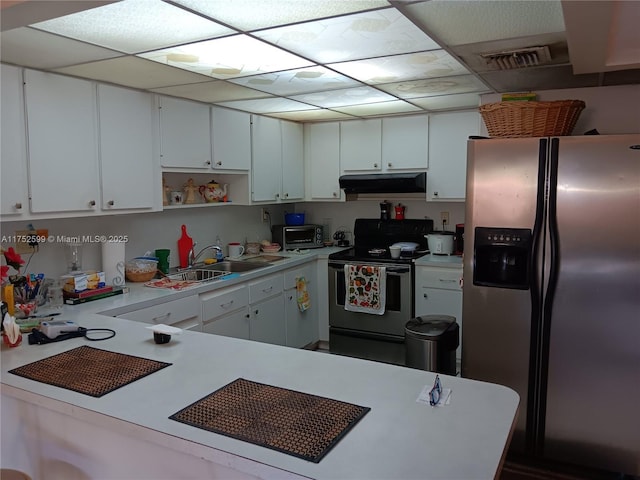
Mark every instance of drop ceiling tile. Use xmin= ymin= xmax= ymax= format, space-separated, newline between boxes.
xmin=409 ymin=93 xmax=481 ymax=111
xmin=228 ymin=66 xmax=363 ymax=96
xmin=254 ymin=7 xmax=440 ymax=64
xmin=267 ymin=109 xmax=355 ymax=122
xmin=377 ymin=75 xmax=489 ymax=99
xmin=329 ymin=50 xmax=470 ymax=84
xmin=290 ymin=85 xmax=397 ymax=108
xmin=138 ymin=35 xmax=313 ymax=80
xmin=151 ymin=80 xmax=270 ymax=103
xmin=173 ymin=0 xmax=390 ymax=31
xmin=53 ymin=56 xmax=212 ymax=89
xmin=401 ymin=0 xmax=565 ymax=46
xmin=215 ymin=97 xmax=315 ymax=114
xmin=31 ymin=0 xmax=235 ymax=54
xmin=333 ymin=100 xmax=422 ymax=116
xmin=1 ymin=27 xmax=122 ymax=69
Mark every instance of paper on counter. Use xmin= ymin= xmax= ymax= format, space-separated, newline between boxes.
xmin=146 ymin=324 xmax=183 ymax=335
xmin=416 ymin=385 xmax=452 ymax=406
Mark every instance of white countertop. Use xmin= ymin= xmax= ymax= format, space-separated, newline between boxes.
xmin=415 ymin=254 xmax=463 ymax=268
xmin=2 ymin=315 xmax=518 ymax=480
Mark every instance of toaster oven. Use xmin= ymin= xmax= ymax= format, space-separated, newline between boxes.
xmin=271 ymin=224 xmax=324 ymax=250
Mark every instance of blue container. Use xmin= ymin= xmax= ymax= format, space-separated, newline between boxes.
xmin=285 ymin=213 xmax=305 ymax=225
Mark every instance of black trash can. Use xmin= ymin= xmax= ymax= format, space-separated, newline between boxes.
xmin=405 ymin=315 xmax=459 ymax=375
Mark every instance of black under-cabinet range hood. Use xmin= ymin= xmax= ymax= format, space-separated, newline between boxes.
xmin=339 ymin=172 xmax=426 ymax=194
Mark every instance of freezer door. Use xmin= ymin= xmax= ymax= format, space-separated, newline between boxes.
xmin=542 ymin=135 xmax=640 ymax=475
xmin=462 ymin=137 xmax=545 ymax=452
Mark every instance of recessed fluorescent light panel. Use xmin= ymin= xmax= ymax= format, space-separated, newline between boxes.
xmin=330 ymin=50 xmax=471 ymax=84
xmin=216 ymin=97 xmax=315 ymax=114
xmin=291 ymin=86 xmax=397 ymax=108
xmin=173 ymin=0 xmax=391 ymax=31
xmin=377 ymin=75 xmax=489 ymax=98
xmin=138 ymin=35 xmax=313 ymax=79
xmin=31 ymin=0 xmax=235 ymax=54
xmin=228 ymin=66 xmax=363 ymax=96
xmin=254 ymin=7 xmax=441 ymax=64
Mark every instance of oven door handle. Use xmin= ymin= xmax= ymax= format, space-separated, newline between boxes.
xmin=328 ymin=262 xmax=410 ymax=274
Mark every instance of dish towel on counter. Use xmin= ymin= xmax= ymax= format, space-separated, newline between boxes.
xmin=344 ymin=264 xmax=386 ymax=315
xmin=296 ymin=276 xmax=311 ymax=312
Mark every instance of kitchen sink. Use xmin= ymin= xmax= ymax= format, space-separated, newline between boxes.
xmin=200 ymin=260 xmax=267 ymax=273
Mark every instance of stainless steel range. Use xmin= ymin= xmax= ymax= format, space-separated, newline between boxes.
xmin=328 ymin=218 xmax=433 ymax=365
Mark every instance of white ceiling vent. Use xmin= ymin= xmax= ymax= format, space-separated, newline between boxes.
xmin=480 ymin=46 xmax=552 ymax=70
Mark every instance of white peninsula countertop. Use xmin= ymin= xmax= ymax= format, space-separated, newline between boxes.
xmin=2 ymin=312 xmax=518 ymax=480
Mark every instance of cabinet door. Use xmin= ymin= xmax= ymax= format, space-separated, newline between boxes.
xmin=25 ymin=70 xmax=100 ymax=213
xmin=202 ymin=307 xmax=250 ymax=339
xmin=98 ymin=85 xmax=155 ymax=211
xmin=211 ymin=107 xmax=251 ymax=171
xmin=159 ymin=96 xmax=211 ymax=169
xmin=306 ymin=122 xmax=342 ymax=200
xmin=427 ymin=111 xmax=480 ymax=201
xmin=251 ymin=115 xmax=282 ymax=202
xmin=382 ymin=115 xmax=428 ymax=170
xmin=340 ymin=119 xmax=382 ymax=171
xmin=250 ymin=294 xmax=286 ymax=345
xmin=280 ymin=120 xmax=304 ymax=201
xmin=285 ymin=290 xmax=317 ymax=348
xmin=1 ymin=64 xmax=28 ymax=216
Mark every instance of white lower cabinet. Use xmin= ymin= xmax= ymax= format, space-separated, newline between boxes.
xmin=201 ymin=284 xmax=249 ymax=339
xmin=248 ymin=273 xmax=285 ymax=346
xmin=415 ymin=266 xmax=463 ymax=361
xmin=116 ymin=296 xmax=201 ymax=331
xmin=283 ymin=263 xmax=318 ymax=348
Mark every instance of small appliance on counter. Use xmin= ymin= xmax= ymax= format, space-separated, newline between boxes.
xmin=379 ymin=201 xmax=391 ymax=220
xmin=425 ymin=232 xmax=455 ymax=255
xmin=271 ymin=224 xmax=324 ymax=250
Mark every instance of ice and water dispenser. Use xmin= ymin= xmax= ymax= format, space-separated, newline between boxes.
xmin=473 ymin=227 xmax=532 ymax=290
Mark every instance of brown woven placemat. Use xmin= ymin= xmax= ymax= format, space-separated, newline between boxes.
xmin=169 ymin=378 xmax=370 ymax=463
xmin=8 ymin=345 xmax=172 ymax=398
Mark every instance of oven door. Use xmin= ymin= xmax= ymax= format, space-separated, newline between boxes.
xmin=328 ymin=261 xmax=413 ymax=337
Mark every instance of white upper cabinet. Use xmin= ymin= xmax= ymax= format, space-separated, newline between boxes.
xmin=382 ymin=114 xmax=429 ymax=170
xmin=306 ymin=122 xmax=342 ymax=201
xmin=251 ymin=116 xmax=304 ymax=203
xmin=98 ymin=84 xmax=156 ymax=211
xmin=158 ymin=96 xmax=211 ymax=169
xmin=340 ymin=119 xmax=382 ymax=171
xmin=427 ymin=111 xmax=480 ymax=201
xmin=1 ymin=64 xmax=28 ymax=217
xmin=280 ymin=120 xmax=304 ymax=201
xmin=251 ymin=115 xmax=283 ymax=202
xmin=211 ymin=107 xmax=251 ymax=171
xmin=24 ymin=70 xmax=100 ymax=213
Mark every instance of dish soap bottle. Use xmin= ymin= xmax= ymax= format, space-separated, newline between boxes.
xmin=215 ymin=235 xmax=224 ymax=261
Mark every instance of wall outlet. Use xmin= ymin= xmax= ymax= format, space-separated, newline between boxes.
xmin=261 ymin=208 xmax=269 ymax=223
xmin=14 ymin=230 xmax=37 ymax=254
xmin=440 ymin=211 xmax=450 ymax=226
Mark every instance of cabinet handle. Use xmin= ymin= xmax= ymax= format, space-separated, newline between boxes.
xmin=216 ymin=161 xmax=222 ymax=166
xmin=245 ymin=314 xmax=250 ymax=318
xmin=88 ymin=200 xmax=96 ymax=207
xmin=275 ymin=193 xmax=280 ymax=199
xmin=284 ymin=193 xmax=289 ymax=198
xmin=332 ymin=192 xmax=337 ymax=197
xmin=205 ymin=160 xmax=211 ymax=166
xmin=14 ymin=202 xmax=22 ymax=210
xmin=433 ymin=192 xmax=439 ymax=197
xmin=152 ymin=312 xmax=171 ymax=322
xmin=107 ymin=200 xmax=115 ymax=207
xmin=387 ymin=163 xmax=392 ymax=168
xmin=439 ymin=279 xmax=457 ymax=283
xmin=262 ymin=286 xmax=273 ymax=293
xmin=373 ymin=163 xmax=378 ymax=168
xmin=288 ymin=295 xmax=293 ymax=301
xmin=423 ymin=293 xmax=428 ymax=299
xmin=254 ymin=309 xmax=259 ymax=315
xmin=220 ymin=300 xmax=234 ymax=309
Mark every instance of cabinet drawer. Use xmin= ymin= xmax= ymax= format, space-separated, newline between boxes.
xmin=284 ymin=265 xmax=313 ymax=290
xmin=201 ymin=284 xmax=248 ymax=320
xmin=249 ymin=274 xmax=283 ymax=303
xmin=118 ymin=296 xmax=199 ymax=326
xmin=416 ymin=267 xmax=462 ymax=290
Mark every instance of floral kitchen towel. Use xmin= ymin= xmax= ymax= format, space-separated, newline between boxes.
xmin=296 ymin=276 xmax=310 ymax=312
xmin=344 ymin=264 xmax=386 ymax=315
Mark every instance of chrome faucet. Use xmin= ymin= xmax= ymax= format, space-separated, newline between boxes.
xmin=188 ymin=243 xmax=223 ymax=267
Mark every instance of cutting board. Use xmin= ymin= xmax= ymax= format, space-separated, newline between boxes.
xmin=177 ymin=224 xmax=193 ymax=268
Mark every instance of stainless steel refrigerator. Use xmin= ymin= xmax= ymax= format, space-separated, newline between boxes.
xmin=462 ymin=134 xmax=640 ymax=476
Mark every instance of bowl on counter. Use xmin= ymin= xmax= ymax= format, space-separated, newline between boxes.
xmin=261 ymin=243 xmax=282 ymax=253
xmin=125 ymin=258 xmax=158 ymax=282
